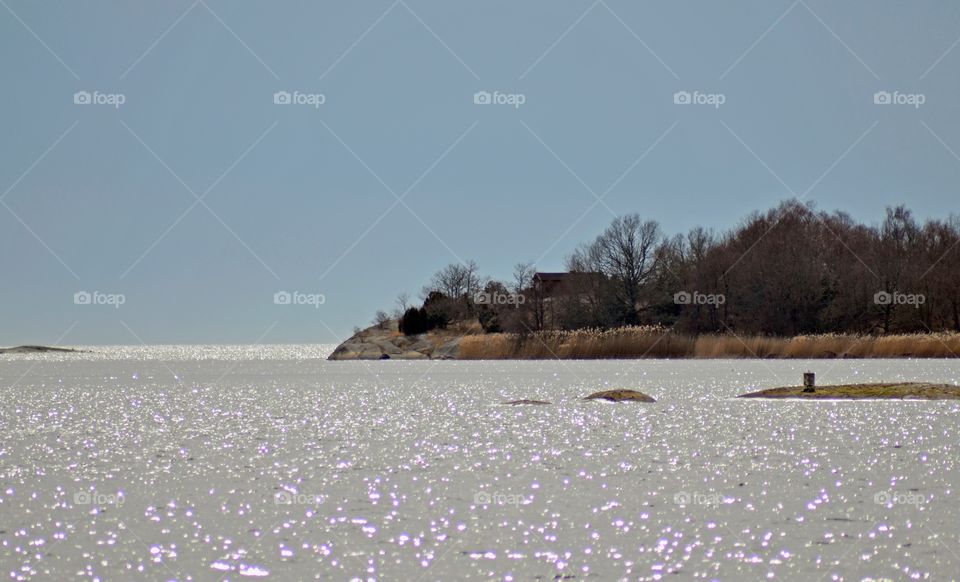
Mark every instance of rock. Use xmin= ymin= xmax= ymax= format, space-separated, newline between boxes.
xmin=503 ymin=399 xmax=551 ymax=406
xmin=0 ymin=345 xmax=80 ymax=354
xmin=328 ymin=324 xmax=467 ymax=361
xmin=738 ymin=382 xmax=960 ymax=400
xmin=372 ymin=340 xmax=402 ymax=355
xmin=583 ymin=389 xmax=656 ymax=403
xmin=407 ymin=339 xmax=433 ymax=353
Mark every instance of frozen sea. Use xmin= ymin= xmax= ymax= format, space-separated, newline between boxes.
xmin=1 ymin=346 xmax=959 ymax=580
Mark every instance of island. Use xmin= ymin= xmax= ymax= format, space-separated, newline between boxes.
xmin=0 ymin=345 xmax=81 ymax=354
xmin=738 ymin=382 xmax=960 ymax=400
xmin=332 ymin=202 xmax=960 ymax=361
xmin=583 ymin=389 xmax=656 ymax=402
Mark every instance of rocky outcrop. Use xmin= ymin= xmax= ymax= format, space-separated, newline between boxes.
xmin=328 ymin=324 xmax=462 ymax=360
xmin=583 ymin=389 xmax=656 ymax=402
xmin=0 ymin=345 xmax=80 ymax=354
xmin=738 ymin=383 xmax=960 ymax=400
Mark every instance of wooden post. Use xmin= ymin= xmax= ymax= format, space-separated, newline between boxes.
xmin=803 ymin=372 xmax=815 ymax=392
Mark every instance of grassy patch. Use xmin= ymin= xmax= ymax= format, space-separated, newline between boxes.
xmin=458 ymin=328 xmax=960 ymax=359
xmin=738 ymin=383 xmax=960 ymax=400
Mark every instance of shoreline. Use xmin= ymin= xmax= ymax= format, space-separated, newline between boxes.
xmin=328 ymin=324 xmax=960 ymax=360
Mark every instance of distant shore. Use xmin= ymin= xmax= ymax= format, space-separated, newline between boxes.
xmin=0 ymin=345 xmax=80 ymax=355
xmin=328 ymin=324 xmax=960 ymax=360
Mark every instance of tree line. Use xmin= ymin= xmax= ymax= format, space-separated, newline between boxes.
xmin=376 ymin=200 xmax=960 ymax=337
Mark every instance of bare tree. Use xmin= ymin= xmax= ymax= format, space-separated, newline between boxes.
xmin=373 ymin=310 xmax=391 ymax=330
xmin=424 ymin=261 xmax=482 ymax=301
xmin=876 ymin=206 xmax=923 ymax=332
xmin=583 ymin=214 xmax=663 ymax=324
xmin=512 ymin=262 xmax=535 ymax=296
xmin=392 ymin=292 xmax=411 ymax=320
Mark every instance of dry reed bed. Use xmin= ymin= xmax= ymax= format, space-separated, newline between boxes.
xmin=457 ymin=327 xmax=960 ymax=359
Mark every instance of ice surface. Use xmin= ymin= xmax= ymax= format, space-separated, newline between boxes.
xmin=1 ymin=347 xmax=958 ymax=579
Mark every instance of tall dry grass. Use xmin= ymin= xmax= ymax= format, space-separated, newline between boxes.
xmin=459 ymin=326 xmax=692 ymax=359
xmin=457 ymin=327 xmax=960 ymax=359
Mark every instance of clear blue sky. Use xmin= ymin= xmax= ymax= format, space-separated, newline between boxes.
xmin=1 ymin=0 xmax=959 ymax=345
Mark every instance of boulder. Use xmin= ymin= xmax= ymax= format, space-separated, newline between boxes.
xmin=407 ymin=339 xmax=433 ymax=353
xmin=372 ymin=340 xmax=402 ymax=355
xmin=583 ymin=389 xmax=656 ymax=403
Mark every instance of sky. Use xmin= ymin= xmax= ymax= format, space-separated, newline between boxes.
xmin=1 ymin=0 xmax=959 ymax=345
